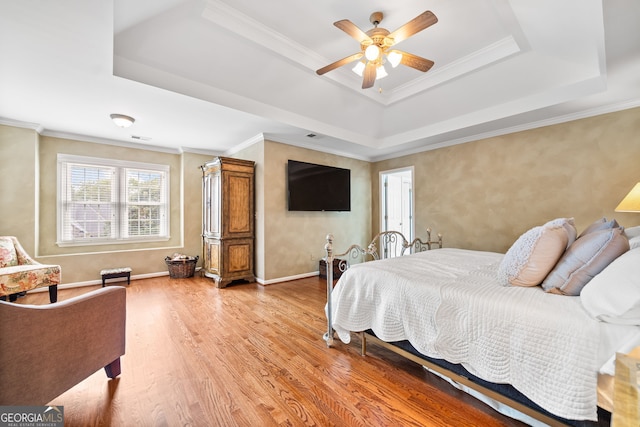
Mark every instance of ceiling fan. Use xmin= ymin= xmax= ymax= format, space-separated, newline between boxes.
xmin=316 ymin=11 xmax=438 ymax=89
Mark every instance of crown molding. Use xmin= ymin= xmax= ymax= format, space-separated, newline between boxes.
xmin=370 ymin=98 xmax=640 ymax=162
xmin=0 ymin=117 xmax=44 ymax=133
xmin=224 ymin=133 xmax=265 ymax=157
xmin=40 ymin=129 xmax=182 ymax=154
xmin=201 ymin=0 xmax=523 ymax=107
xmin=384 ymin=36 xmax=521 ymax=105
xmin=262 ymin=132 xmax=372 ymax=162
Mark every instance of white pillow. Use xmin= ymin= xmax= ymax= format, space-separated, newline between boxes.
xmin=625 ymin=225 xmax=640 ymax=240
xmin=581 ymin=248 xmax=640 ymax=324
xmin=497 ymin=218 xmax=576 ymax=287
xmin=630 ymin=235 xmax=640 ymax=250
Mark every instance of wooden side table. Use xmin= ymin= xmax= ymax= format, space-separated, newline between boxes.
xmin=319 ymin=258 xmax=344 ymax=280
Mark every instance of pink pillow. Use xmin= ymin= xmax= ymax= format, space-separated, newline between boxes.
xmin=497 ymin=218 xmax=576 ymax=287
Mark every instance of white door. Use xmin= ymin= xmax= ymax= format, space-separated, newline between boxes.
xmin=380 ymin=167 xmax=414 ymax=243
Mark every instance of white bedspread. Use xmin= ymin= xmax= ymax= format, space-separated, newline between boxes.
xmin=329 ymin=248 xmax=638 ymax=421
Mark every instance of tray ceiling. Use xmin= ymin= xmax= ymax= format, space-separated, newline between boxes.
xmin=1 ymin=0 xmax=639 ymax=160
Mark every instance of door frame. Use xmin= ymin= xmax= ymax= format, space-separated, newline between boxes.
xmin=379 ymin=166 xmax=415 ymax=241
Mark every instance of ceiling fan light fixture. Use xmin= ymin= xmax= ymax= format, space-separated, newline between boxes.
xmin=376 ymin=64 xmax=388 ymax=80
xmin=316 ymin=10 xmax=437 ymax=90
xmin=110 ymin=113 xmax=135 ymax=128
xmin=387 ymin=50 xmax=403 ymax=68
xmin=364 ymin=44 xmax=381 ymax=61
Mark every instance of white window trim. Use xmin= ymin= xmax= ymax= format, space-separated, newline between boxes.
xmin=57 ymin=154 xmax=170 ymax=247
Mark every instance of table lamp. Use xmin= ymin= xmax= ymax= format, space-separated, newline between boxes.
xmin=615 ymin=182 xmax=640 ymax=212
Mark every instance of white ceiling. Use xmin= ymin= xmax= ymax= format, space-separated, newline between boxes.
xmin=1 ymin=0 xmax=639 ymax=161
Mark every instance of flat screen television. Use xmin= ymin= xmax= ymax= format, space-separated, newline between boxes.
xmin=287 ymin=160 xmax=351 ymax=211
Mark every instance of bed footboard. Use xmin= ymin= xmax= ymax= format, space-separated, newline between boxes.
xmin=323 ymin=230 xmax=442 ymax=347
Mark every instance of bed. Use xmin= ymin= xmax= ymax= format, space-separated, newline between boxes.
xmin=323 ymin=220 xmax=640 ymax=426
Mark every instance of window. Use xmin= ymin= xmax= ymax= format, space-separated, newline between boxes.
xmin=57 ymin=154 xmax=169 ymax=245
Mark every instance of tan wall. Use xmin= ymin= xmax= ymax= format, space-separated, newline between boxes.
xmin=183 ymin=151 xmax=212 ymax=264
xmin=262 ymin=140 xmax=371 ymax=281
xmin=220 ymin=139 xmax=372 ymax=283
xmin=0 ymin=125 xmax=38 ymax=253
xmin=4 ymin=106 xmax=638 ymax=285
xmin=372 ymin=107 xmax=640 ymax=253
xmin=1 ymin=123 xmax=369 ymax=286
xmin=0 ymin=124 xmax=211 ymax=284
xmin=232 ymin=139 xmax=372 ymax=282
xmin=37 ymin=136 xmax=185 ymax=255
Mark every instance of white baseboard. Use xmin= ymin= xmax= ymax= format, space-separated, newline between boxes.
xmin=29 ymin=268 xmax=319 ymax=291
xmin=28 ymin=270 xmax=171 ymax=293
xmin=256 ymin=271 xmax=319 ymax=286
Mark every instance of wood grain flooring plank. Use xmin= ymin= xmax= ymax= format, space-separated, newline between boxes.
xmin=15 ymin=276 xmax=530 ymax=426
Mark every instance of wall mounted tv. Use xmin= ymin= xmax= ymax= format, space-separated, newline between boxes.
xmin=287 ymin=160 xmax=351 ymax=211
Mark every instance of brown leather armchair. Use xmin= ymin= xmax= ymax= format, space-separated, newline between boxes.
xmin=0 ymin=286 xmax=126 ymax=405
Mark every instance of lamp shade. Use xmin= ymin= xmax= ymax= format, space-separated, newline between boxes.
xmin=615 ymin=182 xmax=640 ymax=212
xmin=387 ymin=50 xmax=403 ymax=68
xmin=375 ymin=64 xmax=388 ymax=80
xmin=110 ymin=113 xmax=135 ymax=128
xmin=352 ymin=61 xmax=365 ymax=77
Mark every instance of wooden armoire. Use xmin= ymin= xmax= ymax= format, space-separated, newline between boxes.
xmin=201 ymin=157 xmax=255 ymax=288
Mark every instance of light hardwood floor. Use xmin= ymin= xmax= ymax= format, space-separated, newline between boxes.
xmin=18 ymin=275 xmax=527 ymax=426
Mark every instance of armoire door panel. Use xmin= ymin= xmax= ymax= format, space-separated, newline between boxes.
xmin=226 ymin=242 xmax=251 ymax=273
xmin=225 ymin=174 xmax=252 ymax=235
xmin=204 ymin=239 xmax=220 ymax=275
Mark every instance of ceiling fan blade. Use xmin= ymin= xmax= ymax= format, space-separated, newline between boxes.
xmin=362 ymin=62 xmax=376 ymax=89
xmin=334 ymin=20 xmax=372 ymax=44
xmin=387 ymin=11 xmax=437 ymax=45
xmin=316 ymin=52 xmax=364 ymax=75
xmin=395 ymin=51 xmax=435 ymax=72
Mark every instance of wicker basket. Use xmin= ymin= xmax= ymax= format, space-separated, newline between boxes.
xmin=165 ymin=255 xmax=199 ymax=278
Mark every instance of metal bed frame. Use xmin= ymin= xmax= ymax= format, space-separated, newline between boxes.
xmin=322 ymin=230 xmax=593 ymax=427
xmin=323 ymin=229 xmax=442 ymax=347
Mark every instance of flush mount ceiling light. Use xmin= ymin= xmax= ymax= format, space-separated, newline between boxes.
xmin=110 ymin=113 xmax=135 ymax=128
xmin=317 ymin=11 xmax=438 ymax=89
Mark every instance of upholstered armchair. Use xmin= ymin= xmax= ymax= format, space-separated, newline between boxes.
xmin=0 ymin=236 xmax=61 ymax=302
xmin=0 ymin=286 xmax=126 ymax=405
